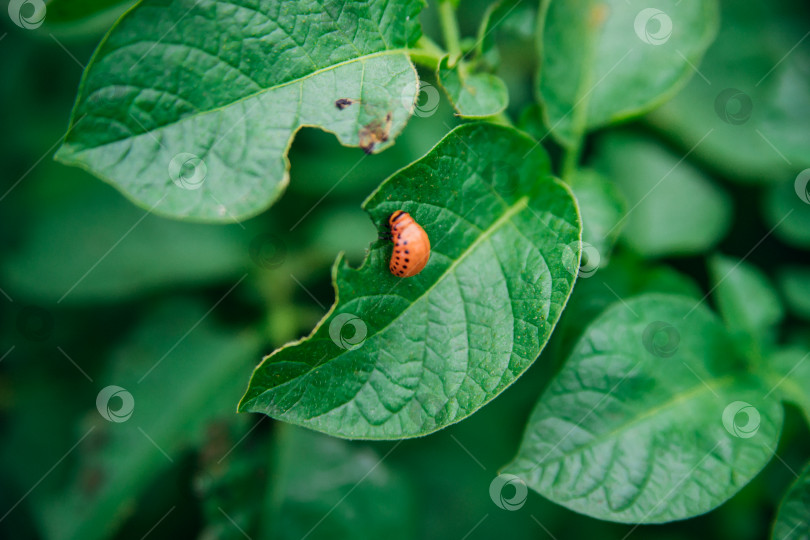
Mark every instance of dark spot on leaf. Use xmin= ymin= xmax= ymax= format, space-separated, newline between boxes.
xmin=335 ymin=98 xmax=357 ymax=110
xmin=358 ymin=112 xmax=393 ymax=154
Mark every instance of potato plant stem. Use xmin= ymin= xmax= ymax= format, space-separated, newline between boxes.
xmin=409 ymin=35 xmax=445 ymax=70
xmin=439 ymin=0 xmax=462 ymax=63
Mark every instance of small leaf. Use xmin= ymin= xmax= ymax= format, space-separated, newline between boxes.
xmin=767 ymin=347 xmax=810 ymax=427
xmin=709 ymin=255 xmax=783 ymax=350
xmin=764 ymin=178 xmax=810 ymax=249
xmin=506 ymin=294 xmax=782 ymax=523
xmin=437 ymin=55 xmax=508 ymax=118
xmin=537 ymin=0 xmax=718 ymax=146
xmin=778 ymin=266 xmax=810 ymax=321
xmin=595 ymin=132 xmax=732 ymax=258
xmin=772 ymin=461 xmax=810 ymax=540
xmin=475 ymin=0 xmax=536 ymax=61
xmin=240 ymin=123 xmax=581 ymax=439
xmin=56 ymin=0 xmax=423 ymax=221
xmin=568 ymin=168 xmax=625 ymax=265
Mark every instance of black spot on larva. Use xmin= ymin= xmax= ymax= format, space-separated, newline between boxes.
xmin=403 ymin=266 xmax=408 ymax=269
xmin=405 ymin=250 xmax=409 ymax=254
xmin=403 ymin=241 xmax=408 ymax=245
xmin=405 ymin=259 xmax=409 ymax=262
xmin=397 ymin=234 xmax=401 ymax=238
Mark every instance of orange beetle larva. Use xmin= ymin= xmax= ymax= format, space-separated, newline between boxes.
xmin=388 ymin=210 xmax=430 ymax=278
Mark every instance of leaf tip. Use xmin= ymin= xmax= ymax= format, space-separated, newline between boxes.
xmin=52 ymin=142 xmax=73 ymax=164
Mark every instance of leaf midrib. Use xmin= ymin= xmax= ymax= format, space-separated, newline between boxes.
xmin=63 ymin=49 xmax=411 ymax=154
xmin=251 ymin=195 xmax=532 ymax=398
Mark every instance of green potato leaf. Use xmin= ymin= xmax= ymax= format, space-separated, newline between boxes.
xmin=263 ymin=426 xmax=415 ymax=539
xmin=239 ymin=123 xmax=581 ymax=439
xmin=198 ymin=423 xmax=415 ymax=540
xmin=437 ymin=55 xmax=509 ymax=118
xmin=476 ymin=0 xmax=535 ymax=60
xmin=767 ymin=347 xmax=810 ymax=427
xmin=568 ymin=168 xmax=625 ymax=266
xmin=55 ymin=0 xmax=424 ymax=221
xmin=595 ymin=132 xmax=732 ymax=258
xmin=0 ymin=166 xmax=248 ymax=304
xmin=709 ymin=255 xmax=783 ymax=352
xmin=778 ymin=267 xmax=810 ymax=321
xmin=506 ymin=294 xmax=783 ymax=523
xmin=552 ymin=254 xmax=702 ymax=360
xmin=537 ymin=0 xmax=718 ymax=147
xmin=772 ymin=462 xmax=810 ymax=540
xmin=38 ymin=301 xmax=263 ymax=540
xmin=764 ymin=178 xmax=810 ymax=249
xmin=648 ymin=0 xmax=810 ymax=183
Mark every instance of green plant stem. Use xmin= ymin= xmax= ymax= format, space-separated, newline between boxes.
xmin=438 ymin=0 xmax=462 ymax=64
xmin=559 ymin=2 xmax=600 ymax=183
xmin=409 ymin=36 xmax=445 ymax=70
xmin=417 ymin=34 xmax=444 ymax=56
xmin=408 ymin=50 xmax=443 ymax=70
xmin=561 ymin=143 xmax=582 ymax=182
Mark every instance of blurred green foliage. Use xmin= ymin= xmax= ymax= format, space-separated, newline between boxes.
xmin=1 ymin=0 xmax=809 ymax=539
